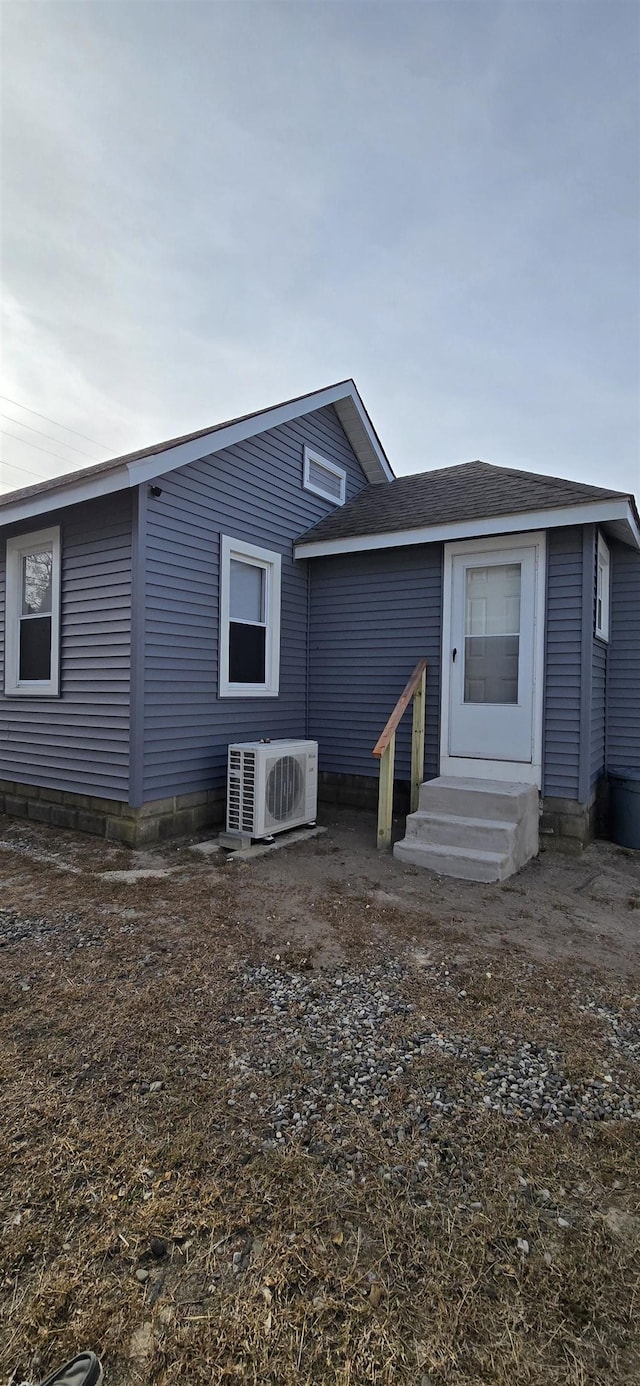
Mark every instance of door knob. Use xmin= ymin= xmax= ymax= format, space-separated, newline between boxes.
xmin=452 ymin=647 xmax=457 ymax=662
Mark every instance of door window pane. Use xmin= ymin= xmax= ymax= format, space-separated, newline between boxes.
xmin=464 ymin=563 xmax=521 ymax=704
xmin=19 ymin=616 xmax=52 ymax=681
xmin=230 ymin=559 xmax=264 ymax=623
xmin=22 ymin=551 xmax=53 ymax=614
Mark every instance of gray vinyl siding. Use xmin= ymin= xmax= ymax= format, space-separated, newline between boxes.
xmin=0 ymin=493 xmax=132 ymax=797
xmin=143 ymin=405 xmax=370 ymax=799
xmin=607 ymin=542 xmax=640 ymax=771
xmin=590 ymin=638 xmax=607 ymax=788
xmin=308 ymin=545 xmax=442 ymax=783
xmin=543 ymin=527 xmax=583 ymax=799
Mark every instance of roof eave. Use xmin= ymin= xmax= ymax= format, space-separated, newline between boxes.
xmin=0 ymin=464 xmax=133 ymax=530
xmin=0 ymin=381 xmax=393 ymax=528
xmin=294 ymin=498 xmax=640 ymax=559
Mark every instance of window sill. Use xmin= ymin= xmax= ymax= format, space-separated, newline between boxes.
xmin=3 ymin=686 xmax=60 ymax=698
xmin=219 ymin=686 xmax=280 ymax=698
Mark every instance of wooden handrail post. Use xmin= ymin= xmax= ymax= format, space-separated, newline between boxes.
xmin=376 ymin=732 xmax=396 ymax=849
xmin=410 ymin=665 xmax=427 ymax=813
xmin=372 ymin=658 xmax=427 ymax=851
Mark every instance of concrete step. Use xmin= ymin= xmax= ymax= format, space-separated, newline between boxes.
xmin=393 ymin=838 xmax=509 ymax=883
xmin=418 ymin=775 xmax=537 ymax=822
xmin=394 ymin=774 xmax=539 ymax=882
xmin=403 ymin=810 xmax=516 ymax=854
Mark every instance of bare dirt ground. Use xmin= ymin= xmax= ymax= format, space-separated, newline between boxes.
xmin=1 ymin=807 xmax=639 ymax=1385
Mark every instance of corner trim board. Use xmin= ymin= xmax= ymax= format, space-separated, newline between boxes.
xmin=128 ymin=485 xmax=147 ymax=807
xmin=577 ymin=525 xmax=595 ymax=805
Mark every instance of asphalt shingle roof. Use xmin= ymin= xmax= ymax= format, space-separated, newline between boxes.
xmin=297 ymin=461 xmax=633 ymax=545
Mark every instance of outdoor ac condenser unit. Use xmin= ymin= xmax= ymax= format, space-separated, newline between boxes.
xmin=226 ymin=739 xmax=318 ymax=840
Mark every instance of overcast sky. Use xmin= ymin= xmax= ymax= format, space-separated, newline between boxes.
xmin=1 ymin=0 xmax=638 ymax=496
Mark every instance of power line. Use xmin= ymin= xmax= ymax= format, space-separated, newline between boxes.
xmin=1 ymin=427 xmax=83 ymax=467
xmin=0 ymin=412 xmax=101 ymax=460
xmin=0 ymin=394 xmax=112 ymax=451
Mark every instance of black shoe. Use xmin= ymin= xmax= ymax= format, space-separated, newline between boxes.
xmin=19 ymin=1352 xmax=103 ymax=1386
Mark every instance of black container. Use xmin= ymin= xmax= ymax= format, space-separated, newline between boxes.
xmin=608 ymin=767 xmax=640 ymax=849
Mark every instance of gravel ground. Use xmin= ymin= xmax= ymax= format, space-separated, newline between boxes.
xmin=0 ymin=906 xmax=92 ymax=950
xmin=227 ymin=961 xmax=640 ymax=1168
xmin=1 ymin=810 xmax=639 ymax=1385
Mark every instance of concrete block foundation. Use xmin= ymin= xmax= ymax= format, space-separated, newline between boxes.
xmin=319 ymin=771 xmax=410 ymax=815
xmin=539 ymin=795 xmax=597 ymax=854
xmin=0 ymin=779 xmax=225 ymax=847
xmin=0 ymin=772 xmax=603 ymax=852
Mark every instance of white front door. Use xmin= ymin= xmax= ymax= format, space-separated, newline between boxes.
xmin=440 ymin=533 xmax=546 ymax=785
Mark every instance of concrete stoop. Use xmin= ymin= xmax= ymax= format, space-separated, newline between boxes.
xmin=394 ymin=776 xmax=539 ymax=882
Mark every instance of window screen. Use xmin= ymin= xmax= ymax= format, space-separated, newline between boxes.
xmin=230 ymin=559 xmax=265 ymax=623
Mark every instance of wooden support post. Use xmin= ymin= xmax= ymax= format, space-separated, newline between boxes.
xmin=377 ymin=732 xmax=396 ymax=850
xmin=410 ymin=665 xmax=427 ymax=813
xmin=372 ymin=658 xmax=427 ymax=851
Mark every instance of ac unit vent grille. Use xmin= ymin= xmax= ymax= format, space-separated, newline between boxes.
xmin=227 ymin=748 xmax=255 ymax=832
xmin=266 ymin=755 xmax=304 ymax=824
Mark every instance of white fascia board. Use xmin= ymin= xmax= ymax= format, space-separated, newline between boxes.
xmin=128 ymin=380 xmax=394 ymax=486
xmin=623 ymin=503 xmax=640 ymax=549
xmin=0 ymin=466 xmax=132 ymax=528
xmin=332 ymin=393 xmax=394 ymax=482
xmin=295 ymin=498 xmax=640 ymax=558
xmin=0 ymin=381 xmax=393 ymax=529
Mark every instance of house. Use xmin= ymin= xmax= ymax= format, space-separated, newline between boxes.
xmin=0 ymin=380 xmax=638 ymax=874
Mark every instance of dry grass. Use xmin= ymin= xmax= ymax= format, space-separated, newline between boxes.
xmin=1 ymin=820 xmax=639 ymax=1384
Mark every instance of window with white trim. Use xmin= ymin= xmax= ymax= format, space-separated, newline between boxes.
xmin=4 ymin=527 xmax=61 ymax=696
xmin=595 ymin=533 xmax=610 ymax=641
xmin=302 ymin=446 xmax=346 ymax=506
xmin=219 ymin=535 xmax=281 ymax=696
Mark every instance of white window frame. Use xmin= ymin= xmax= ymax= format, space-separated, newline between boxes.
xmin=219 ymin=535 xmax=281 ymax=697
xmin=595 ymin=532 xmax=610 ymax=642
xmin=302 ymin=446 xmax=346 ymax=506
xmin=4 ymin=526 xmax=61 ymax=697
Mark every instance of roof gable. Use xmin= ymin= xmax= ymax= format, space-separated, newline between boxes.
xmin=0 ymin=380 xmax=393 ymax=528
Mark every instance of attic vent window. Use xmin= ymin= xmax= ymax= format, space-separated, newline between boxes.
xmin=303 ymin=446 xmax=346 ymax=506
